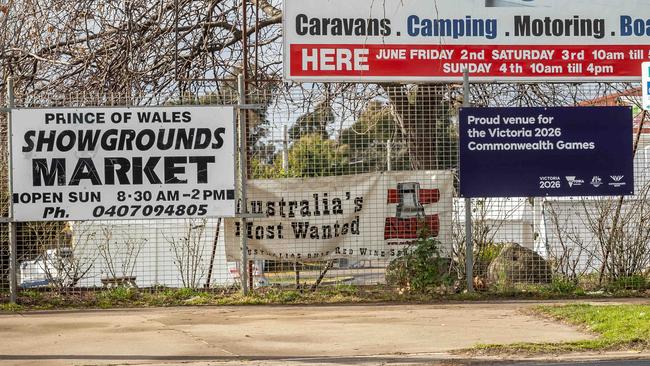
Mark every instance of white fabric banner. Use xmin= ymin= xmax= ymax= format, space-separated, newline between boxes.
xmin=225 ymin=171 xmax=453 ymax=261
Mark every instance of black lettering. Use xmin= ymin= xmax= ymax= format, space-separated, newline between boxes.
xmin=354 ymin=197 xmax=363 ymax=212
xmin=514 ymin=16 xmax=531 ymax=36
xmin=380 ymin=19 xmax=391 ymax=36
xmin=100 ymin=129 xmax=119 ymax=150
xmin=332 ymin=198 xmax=343 ymax=215
xmin=309 ymin=226 xmax=319 ymax=239
xmin=36 ymin=131 xmax=56 ymax=152
xmin=69 ymin=158 xmax=102 ymax=186
xmin=212 ymin=128 xmax=225 ymax=149
xmin=22 ymin=131 xmax=35 ymax=153
xmin=321 ymin=18 xmax=330 ymax=35
xmin=331 ymin=18 xmax=342 ymax=35
xmin=32 ymin=158 xmax=66 ymax=186
xmin=296 ymin=14 xmax=309 ymax=35
xmin=288 ymin=201 xmax=297 ymax=218
xmin=104 ymin=158 xmax=131 ymax=185
xmin=135 ymin=129 xmax=156 ymax=150
xmin=300 ymin=199 xmax=310 ymax=216
xmin=266 ymin=202 xmax=275 ymax=216
xmin=189 ymin=156 xmax=214 ymax=183
xmin=266 ymin=225 xmax=275 ymax=240
xmin=343 ymin=18 xmax=354 ymax=35
xmin=251 ymin=200 xmax=263 ymax=214
xmin=309 ymin=17 xmax=320 ymax=36
xmin=194 ymin=129 xmax=212 ymax=149
xmin=138 ymin=112 xmax=152 ymax=123
xmin=56 ymin=130 xmax=76 ymax=152
xmin=118 ymin=129 xmax=136 ymax=151
xmin=157 ymin=129 xmax=175 ymax=150
xmin=176 ymin=129 xmax=195 ymax=149
xmin=367 ymin=18 xmax=379 ymax=35
xmin=164 ymin=156 xmax=187 ymax=184
xmin=292 ymin=222 xmax=310 ymax=238
xmin=279 ymin=198 xmax=286 ymax=217
xmin=78 ymin=130 xmax=101 ymax=151
xmin=354 ymin=19 xmax=366 ymax=36
xmin=322 ymin=225 xmax=332 ymax=239
xmin=351 ymin=216 xmax=360 ymax=235
xmin=132 ymin=157 xmax=162 ymax=184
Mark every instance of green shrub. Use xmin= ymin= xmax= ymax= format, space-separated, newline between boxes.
xmin=386 ymin=229 xmax=451 ymax=293
xmin=548 ymin=276 xmax=578 ymax=294
xmin=0 ymin=303 xmax=23 ymax=312
xmin=172 ymin=288 xmax=202 ymax=300
xmin=474 ymin=243 xmax=503 ymax=277
xmin=607 ymin=275 xmax=647 ymax=291
xmin=20 ymin=290 xmax=43 ymax=300
xmin=97 ymin=287 xmax=139 ymax=307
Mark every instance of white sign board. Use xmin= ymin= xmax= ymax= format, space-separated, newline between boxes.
xmin=284 ymin=0 xmax=650 ymax=82
xmin=641 ymin=62 xmax=650 ymax=111
xmin=12 ymin=106 xmax=236 ymax=221
xmin=225 ymin=171 xmax=453 ymax=261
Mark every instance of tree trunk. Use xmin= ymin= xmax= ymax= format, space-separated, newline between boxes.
xmin=382 ymin=84 xmax=456 ymax=171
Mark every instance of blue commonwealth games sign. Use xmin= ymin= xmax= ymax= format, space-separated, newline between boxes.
xmin=459 ymin=106 xmax=634 ymax=198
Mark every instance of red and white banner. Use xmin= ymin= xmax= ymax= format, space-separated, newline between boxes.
xmin=225 ymin=171 xmax=453 ymax=261
xmin=283 ymin=0 xmax=650 ymax=82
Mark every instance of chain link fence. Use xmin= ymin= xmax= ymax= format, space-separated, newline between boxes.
xmin=1 ymin=81 xmax=648 ymax=298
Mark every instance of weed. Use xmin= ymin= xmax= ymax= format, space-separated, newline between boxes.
xmin=0 ymin=303 xmax=23 ymax=312
xmin=171 ymin=288 xmax=202 ymax=300
xmin=20 ymin=290 xmax=43 ymax=299
xmin=96 ymin=287 xmax=139 ymax=307
xmin=386 ymin=229 xmax=451 ymax=293
xmin=471 ymin=304 xmax=650 ymax=354
xmin=547 ymin=277 xmax=578 ymax=295
xmin=607 ymin=275 xmax=647 ymax=291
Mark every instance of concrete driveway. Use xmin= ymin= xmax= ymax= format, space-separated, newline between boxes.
xmin=0 ymin=303 xmax=594 ymax=366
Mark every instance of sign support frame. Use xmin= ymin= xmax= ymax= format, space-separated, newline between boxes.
xmin=237 ymin=74 xmax=250 ymax=296
xmin=6 ymin=77 xmax=17 ymax=303
xmin=462 ymin=70 xmax=474 ymax=293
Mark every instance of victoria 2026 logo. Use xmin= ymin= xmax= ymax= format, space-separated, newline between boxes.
xmin=384 ymin=182 xmax=440 ymax=241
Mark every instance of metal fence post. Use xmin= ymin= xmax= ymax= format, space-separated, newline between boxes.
xmin=282 ymin=125 xmax=289 ymax=171
xmin=463 ymin=70 xmax=474 ymax=293
xmin=237 ymin=74 xmax=249 ymax=295
xmin=6 ymin=77 xmax=17 ymax=303
xmin=386 ymin=140 xmax=392 ymax=172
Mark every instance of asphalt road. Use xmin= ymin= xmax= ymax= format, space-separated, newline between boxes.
xmin=513 ymin=361 xmax=650 ymax=366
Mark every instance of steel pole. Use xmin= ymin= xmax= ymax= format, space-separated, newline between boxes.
xmin=282 ymin=125 xmax=289 ymax=171
xmin=6 ymin=77 xmax=17 ymax=302
xmin=463 ymin=70 xmax=474 ymax=293
xmin=238 ymin=74 xmax=249 ymax=295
